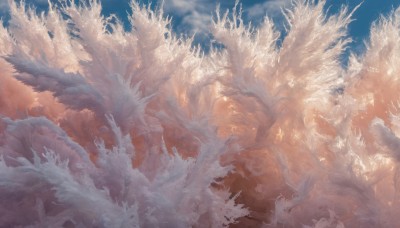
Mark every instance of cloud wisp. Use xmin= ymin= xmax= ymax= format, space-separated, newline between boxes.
xmin=160 ymin=0 xmax=217 ymax=36
xmin=159 ymin=0 xmax=292 ymax=44
xmin=246 ymin=0 xmax=291 ymax=18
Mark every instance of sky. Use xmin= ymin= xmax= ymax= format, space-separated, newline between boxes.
xmin=1 ymin=0 xmax=400 ymax=54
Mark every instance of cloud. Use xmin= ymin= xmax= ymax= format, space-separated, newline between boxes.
xmin=0 ymin=0 xmax=49 ymax=15
xmin=161 ymin=0 xmax=216 ymax=35
xmin=162 ymin=0 xmax=197 ymax=15
xmin=246 ymin=0 xmax=291 ymax=19
xmin=161 ymin=0 xmax=293 ymax=38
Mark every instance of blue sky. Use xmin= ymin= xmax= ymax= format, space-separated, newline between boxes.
xmin=1 ymin=0 xmax=400 ymax=54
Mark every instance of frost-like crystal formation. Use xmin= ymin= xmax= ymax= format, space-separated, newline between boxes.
xmin=1 ymin=0 xmax=400 ymax=227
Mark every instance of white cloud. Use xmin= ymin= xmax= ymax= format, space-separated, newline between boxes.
xmin=246 ymin=0 xmax=291 ymax=19
xmin=161 ymin=0 xmax=293 ymax=37
xmin=0 ymin=0 xmax=49 ymax=15
xmin=161 ymin=0 xmax=215 ymax=35
xmin=163 ymin=0 xmax=197 ymax=15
